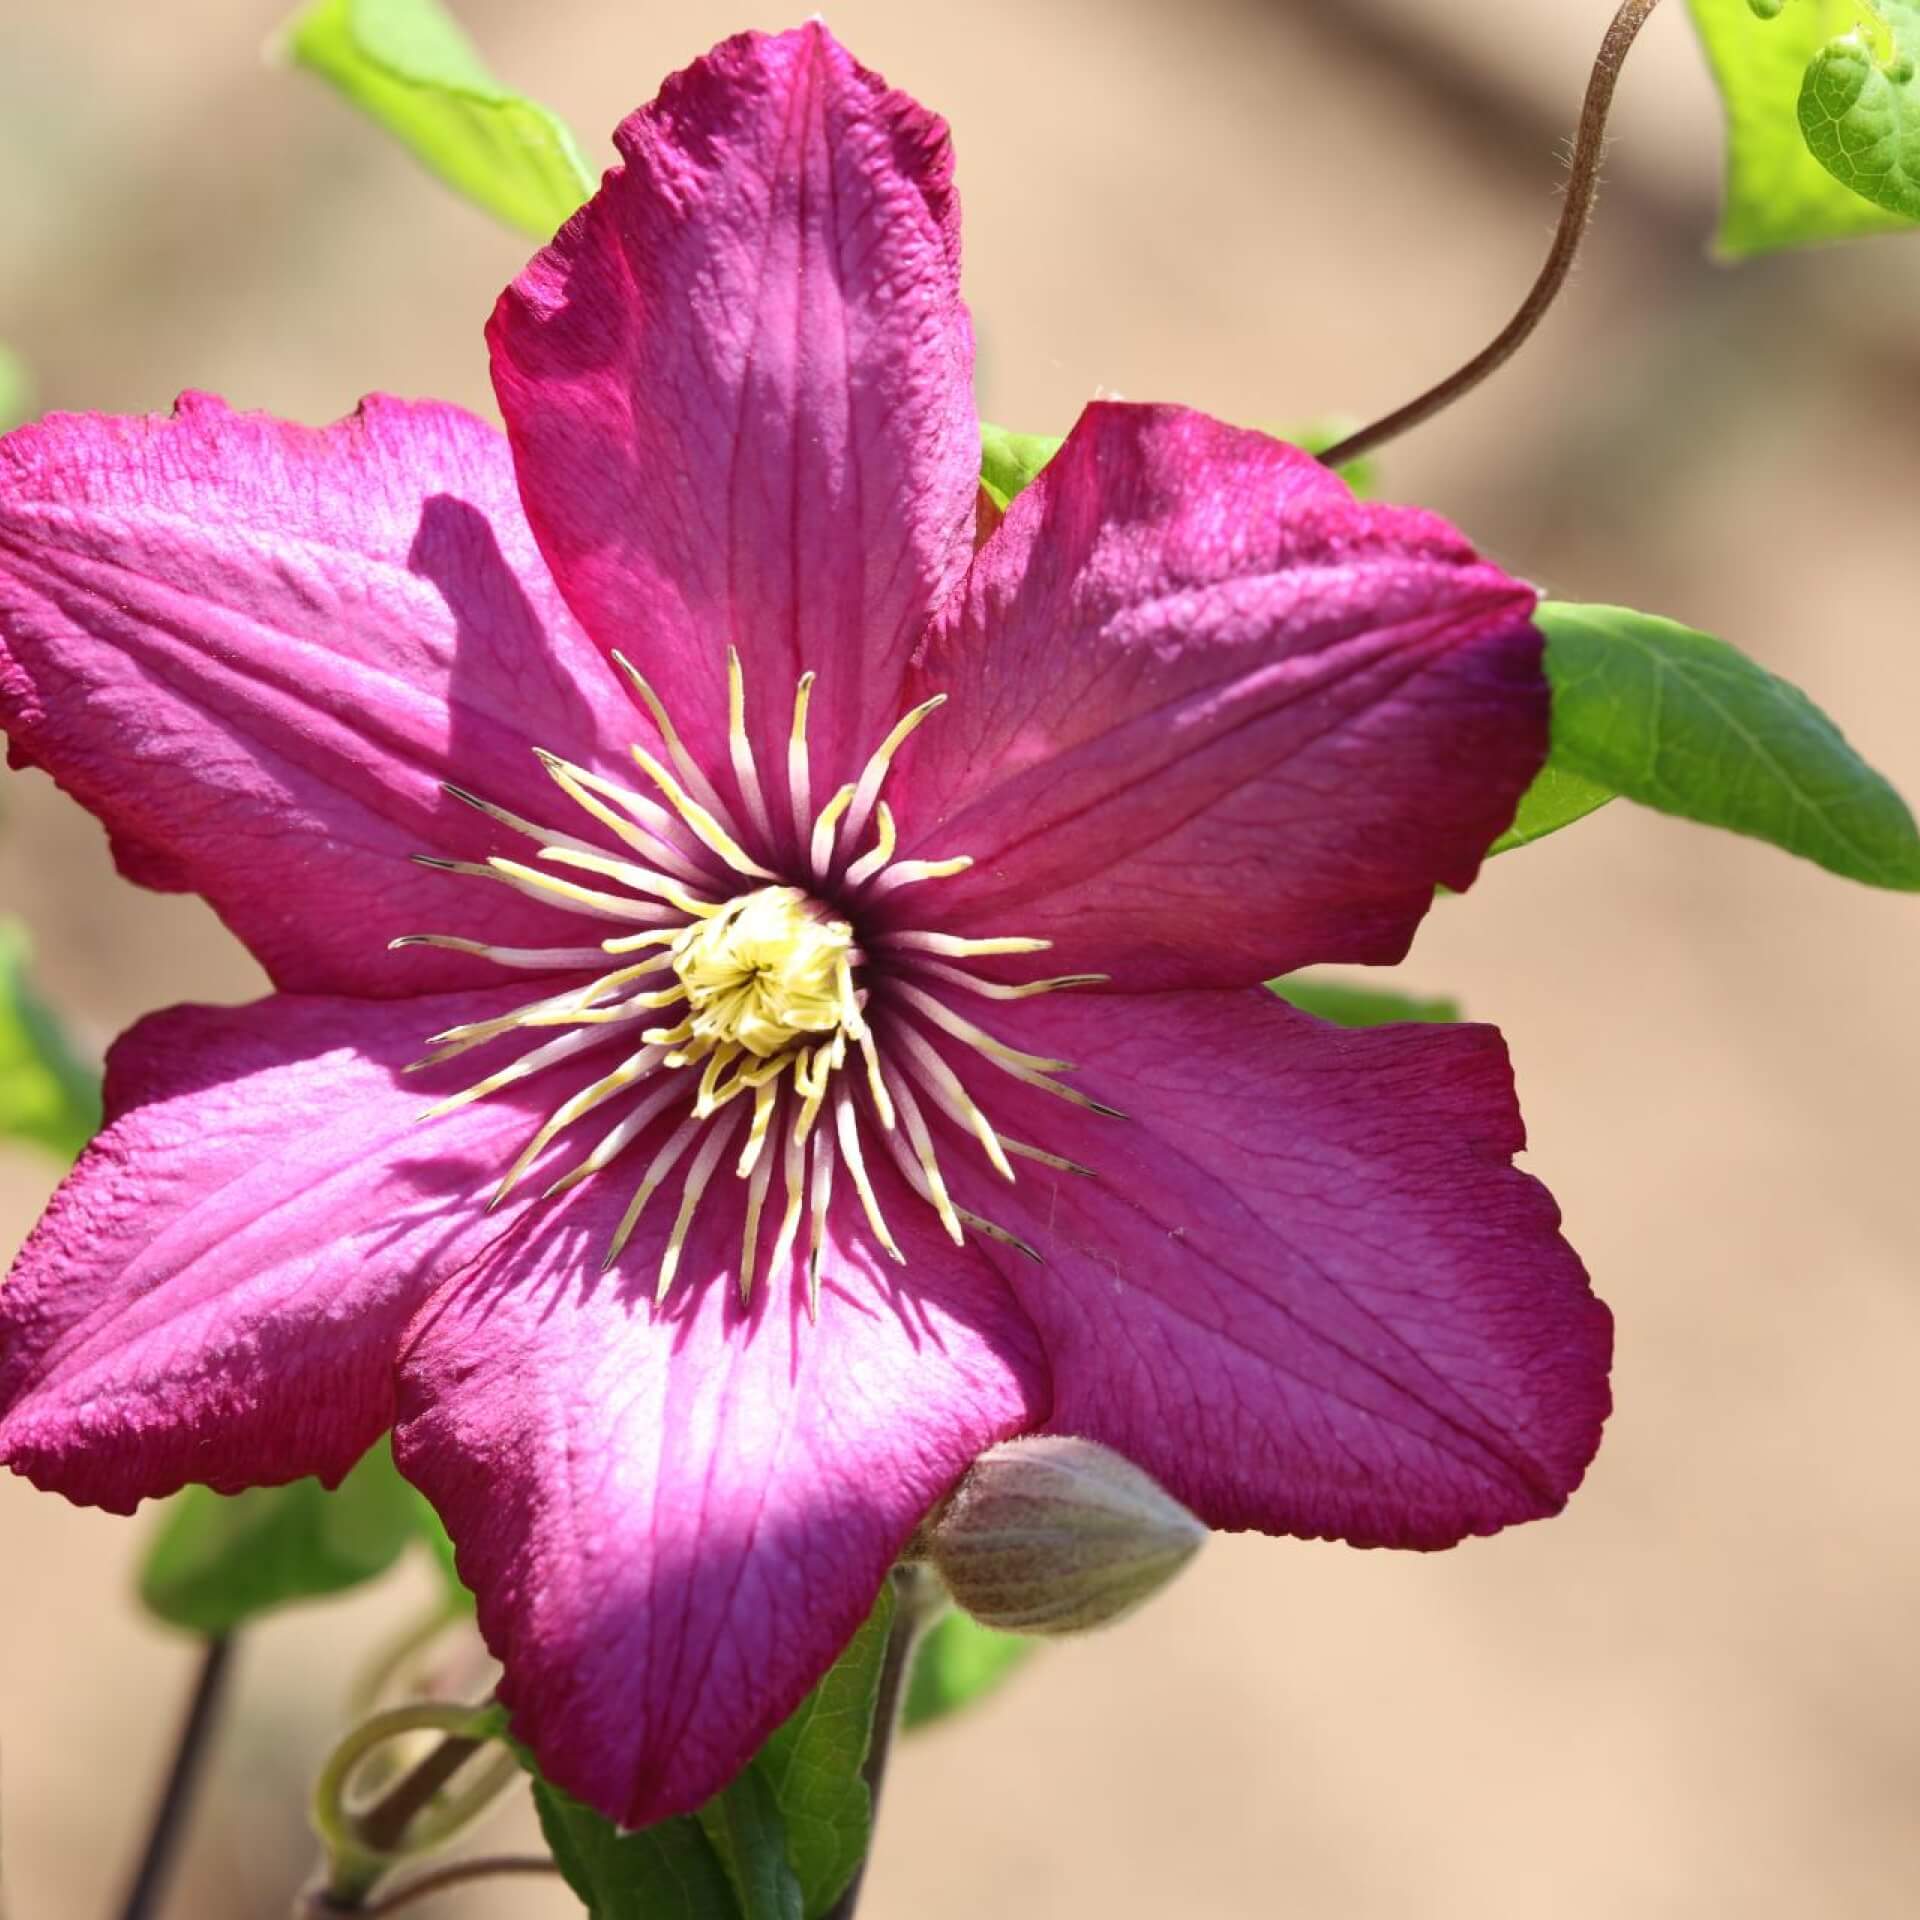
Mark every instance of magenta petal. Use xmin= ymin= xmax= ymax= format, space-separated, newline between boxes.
xmin=395 ymin=1161 xmax=1045 ymax=1827
xmin=0 ymin=986 xmax=559 ymax=1511
xmin=489 ymin=24 xmax=978 ymax=800
xmin=895 ymin=403 xmax=1546 ymax=989
xmin=932 ymin=988 xmax=1610 ymax=1546
xmin=0 ymin=394 xmax=649 ymax=998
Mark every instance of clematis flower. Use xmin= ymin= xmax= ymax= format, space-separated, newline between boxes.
xmin=0 ymin=24 xmax=1610 ymax=1827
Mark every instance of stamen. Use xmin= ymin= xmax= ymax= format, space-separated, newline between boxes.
xmin=535 ymin=846 xmax=721 ymax=918
xmin=834 ymin=1082 xmax=904 ymax=1266
xmin=863 ymin=855 xmax=974 ymax=896
xmin=532 ymin=752 xmax=713 ymax=886
xmin=630 ymin=744 xmax=778 ymax=882
xmin=491 ymin=1044 xmax=668 ymax=1205
xmin=806 ymin=1116 xmax=838 ymax=1318
xmin=1003 ymin=1138 xmax=1096 ymax=1177
xmin=787 ymin=671 xmax=816 ymax=848
xmin=895 ymin=983 xmax=1124 ymax=1116
xmin=891 ymin=981 xmax=1075 ymax=1074
xmin=604 ymin=1109 xmax=706 ymax=1269
xmin=417 ymin=970 xmax=656 ymax=1060
xmin=879 ymin=932 xmax=1052 ymax=958
xmin=737 ymin=1074 xmax=783 ymax=1178
xmin=388 ymin=935 xmax=618 ymax=970
xmin=416 ymin=854 xmax=681 ymax=926
xmin=546 ymin=1078 xmax=688 ymax=1198
xmin=954 ymin=1208 xmax=1042 ymax=1263
xmin=609 ymin=651 xmax=737 ymax=826
xmin=841 ymin=695 xmax=945 ymax=852
xmin=809 ymin=784 xmax=855 ymax=881
xmin=726 ymin=647 xmax=776 ymax=850
xmin=764 ymin=1117 xmax=811 ymax=1296
xmin=738 ymin=1113 xmax=778 ymax=1302
xmin=655 ymin=1105 xmax=744 ymax=1303
xmin=418 ymin=1025 xmax=613 ymax=1121
xmin=908 ymin=959 xmax=1111 ymax=1001
xmin=887 ymin=1023 xmax=1015 ymax=1182
xmin=438 ymin=783 xmax=600 ymax=857
xmin=875 ymin=1066 xmax=963 ymax=1245
xmin=842 ymin=802 xmax=897 ymax=890
xmin=856 ymin=1027 xmax=896 ymax=1131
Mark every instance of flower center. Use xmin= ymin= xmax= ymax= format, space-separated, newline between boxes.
xmin=668 ymin=886 xmax=856 ymax=1060
xmin=397 ymin=650 xmax=1112 ymax=1311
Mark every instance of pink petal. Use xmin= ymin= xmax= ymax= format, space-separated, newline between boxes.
xmin=489 ymin=24 xmax=978 ymax=816
xmin=395 ymin=1156 xmax=1045 ymax=1827
xmin=0 ymin=394 xmax=653 ymax=999
xmin=0 ymin=986 xmax=569 ymax=1511
xmin=923 ymin=987 xmax=1610 ymax=1546
xmin=893 ymin=403 xmax=1546 ymax=988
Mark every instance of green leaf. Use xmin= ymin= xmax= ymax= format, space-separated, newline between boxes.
xmin=978 ymin=423 xmax=1063 ymax=510
xmin=534 ymin=1781 xmax=741 ymax=1920
xmin=696 ymin=1769 xmax=804 ymax=1920
xmin=1687 ymin=0 xmax=1917 ymax=252
xmin=406 ymin=1487 xmax=476 ymax=1610
xmin=139 ymin=1439 xmax=418 ymax=1634
xmin=1489 ymin=763 xmax=1615 ymax=855
xmin=282 ymin=0 xmax=595 ymax=238
xmin=1267 ymin=978 xmax=1462 ymax=1028
xmin=902 ymin=1609 xmax=1034 ymax=1731
xmin=1799 ymin=1 xmax=1920 ymax=217
xmin=978 ymin=418 xmax=1377 ymax=512
xmin=0 ymin=343 xmax=31 ymax=433
xmin=0 ymin=920 xmax=101 ymax=1162
xmin=757 ymin=1584 xmax=894 ymax=1915
xmin=1536 ymin=601 xmax=1920 ymax=889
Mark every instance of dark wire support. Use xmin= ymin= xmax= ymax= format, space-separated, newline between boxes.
xmin=115 ymin=1635 xmax=236 ymax=1920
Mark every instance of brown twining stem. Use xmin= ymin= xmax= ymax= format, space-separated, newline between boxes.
xmin=1317 ymin=0 xmax=1669 ymax=470
xmin=353 ymin=1734 xmax=487 ymax=1856
xmin=356 ymin=1855 xmax=560 ymax=1916
xmin=115 ymin=1635 xmax=237 ymax=1920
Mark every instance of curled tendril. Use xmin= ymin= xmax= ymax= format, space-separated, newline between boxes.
xmin=309 ymin=1701 xmax=517 ymax=1907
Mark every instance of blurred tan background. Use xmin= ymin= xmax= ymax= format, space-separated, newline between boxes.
xmin=3 ymin=2 xmax=1918 ymax=1915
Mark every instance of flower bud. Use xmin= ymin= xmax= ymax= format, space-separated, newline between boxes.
xmin=921 ymin=1436 xmax=1206 ymax=1635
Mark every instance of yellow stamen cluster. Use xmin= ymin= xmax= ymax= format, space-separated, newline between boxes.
xmin=397 ymin=650 xmax=1111 ymax=1313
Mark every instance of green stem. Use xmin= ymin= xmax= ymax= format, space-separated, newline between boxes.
xmin=1318 ymin=0 xmax=1669 ymax=469
xmin=820 ymin=1567 xmax=944 ymax=1920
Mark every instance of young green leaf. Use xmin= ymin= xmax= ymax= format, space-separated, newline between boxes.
xmin=979 ymin=418 xmax=1377 ymax=511
xmin=406 ymin=1486 xmax=476 ymax=1610
xmin=1274 ymin=418 xmax=1381 ymax=499
xmin=901 ymin=1609 xmax=1034 ymax=1731
xmin=533 ymin=1780 xmax=742 ymax=1920
xmin=695 ymin=1768 xmax=804 ymax=1920
xmin=1687 ymin=0 xmax=1917 ymax=252
xmin=1799 ymin=0 xmax=1920 ymax=218
xmin=756 ymin=1584 xmax=894 ymax=1916
xmin=0 ymin=920 xmax=102 ymax=1162
xmin=1536 ymin=601 xmax=1920 ymax=889
xmin=1267 ymin=978 xmax=1462 ymax=1028
xmin=139 ymin=1439 xmax=417 ymax=1634
xmin=281 ymin=0 xmax=595 ymax=238
xmin=978 ymin=423 xmax=1063 ymax=509
xmin=1489 ymin=763 xmax=1615 ymax=855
